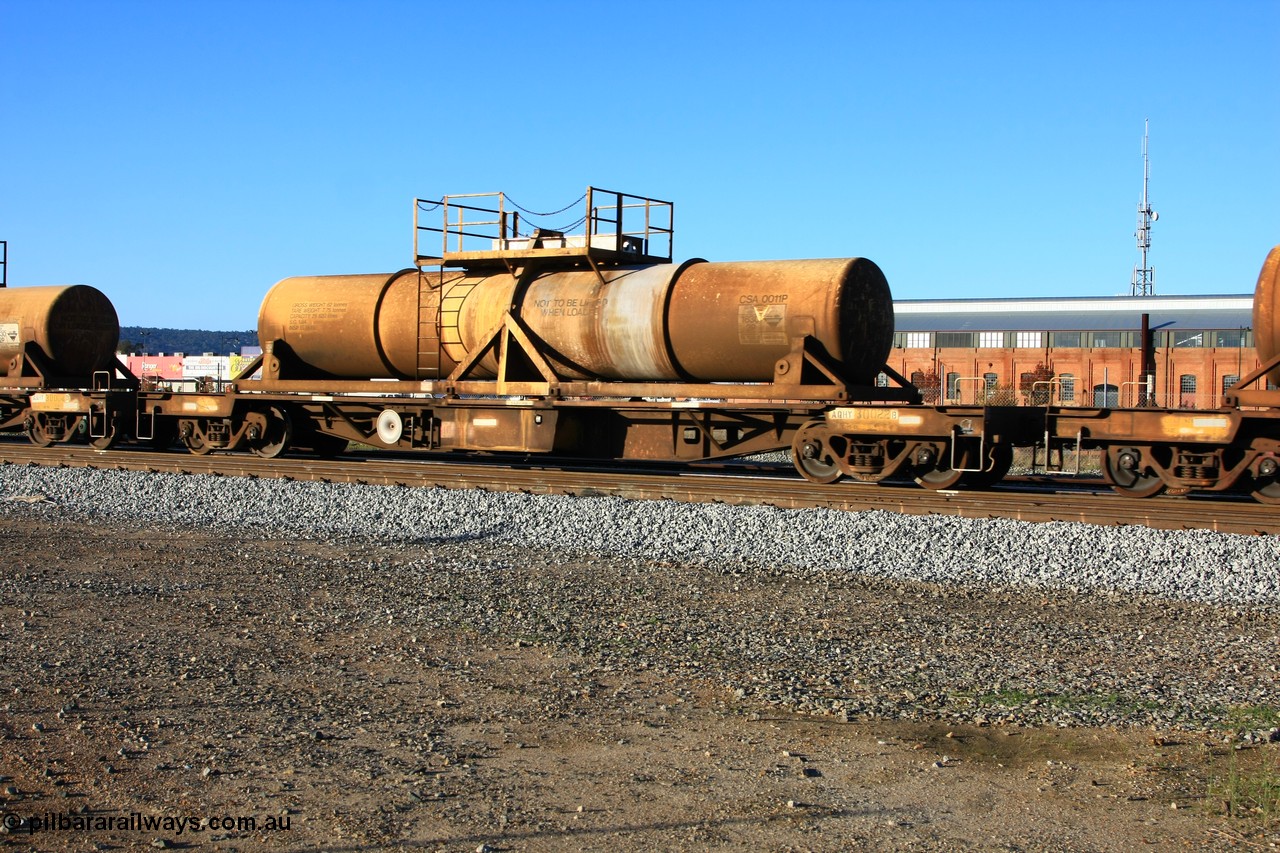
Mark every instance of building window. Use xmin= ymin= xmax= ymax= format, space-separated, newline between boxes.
xmin=1093 ymin=383 xmax=1119 ymax=407
xmin=875 ymin=372 xmax=889 ymax=388
xmin=911 ymin=370 xmax=941 ymax=403
xmin=946 ymin=372 xmax=960 ymax=400
xmin=1222 ymin=374 xmax=1239 ymax=394
xmin=1214 ymin=330 xmax=1246 ymax=348
xmin=1179 ymin=374 xmax=1197 ymax=408
xmin=904 ymin=332 xmax=931 ymax=348
xmin=982 ymin=372 xmax=1002 ymax=404
xmin=1014 ymin=331 xmax=1043 ymax=348
xmin=978 ymin=332 xmax=1004 ymax=348
xmin=936 ymin=332 xmax=974 ymax=348
xmin=1090 ymin=331 xmax=1126 ymax=348
xmin=1060 ymin=373 xmax=1075 ymax=402
xmin=1050 ymin=331 xmax=1082 ymax=348
xmin=1174 ymin=332 xmax=1204 ymax=348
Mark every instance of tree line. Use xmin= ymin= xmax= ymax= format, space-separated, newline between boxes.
xmin=117 ymin=327 xmax=257 ymax=356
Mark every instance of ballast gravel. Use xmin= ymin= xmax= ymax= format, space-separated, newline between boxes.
xmin=1 ymin=463 xmax=1278 ymax=739
xmin=0 ymin=464 xmax=1277 ymax=605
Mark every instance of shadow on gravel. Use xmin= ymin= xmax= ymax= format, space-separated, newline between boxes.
xmin=302 ymin=805 xmax=901 ymax=851
xmin=404 ymin=531 xmax=497 ymax=546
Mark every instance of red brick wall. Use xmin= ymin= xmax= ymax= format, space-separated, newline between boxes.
xmin=890 ymin=345 xmax=1260 ymax=408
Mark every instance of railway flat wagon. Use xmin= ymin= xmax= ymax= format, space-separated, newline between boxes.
xmin=2 ymin=189 xmax=1278 ymax=502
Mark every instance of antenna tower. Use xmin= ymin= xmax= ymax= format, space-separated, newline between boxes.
xmin=1130 ymin=119 xmax=1158 ymax=296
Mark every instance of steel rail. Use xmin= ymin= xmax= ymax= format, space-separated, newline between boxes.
xmin=0 ymin=442 xmax=1273 ymax=536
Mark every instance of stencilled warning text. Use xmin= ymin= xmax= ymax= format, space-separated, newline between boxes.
xmin=737 ymin=294 xmax=789 ymax=345
xmin=288 ymin=301 xmax=350 ymax=333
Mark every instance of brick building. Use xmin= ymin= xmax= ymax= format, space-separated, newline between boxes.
xmin=889 ymin=294 xmax=1257 ymax=409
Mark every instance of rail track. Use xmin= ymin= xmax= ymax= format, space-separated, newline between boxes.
xmin=0 ymin=441 xmax=1273 ymax=536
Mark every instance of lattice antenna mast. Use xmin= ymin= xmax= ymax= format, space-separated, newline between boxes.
xmin=1130 ymin=119 xmax=1158 ymax=296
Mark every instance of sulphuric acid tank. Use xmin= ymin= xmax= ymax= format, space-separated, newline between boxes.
xmin=0 ymin=285 xmax=120 ymax=377
xmin=256 ymin=257 xmax=893 ymax=384
xmin=1253 ymin=245 xmax=1280 ymax=383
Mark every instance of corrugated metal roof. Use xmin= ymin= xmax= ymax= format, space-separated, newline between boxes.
xmin=892 ymin=294 xmax=1254 ymax=332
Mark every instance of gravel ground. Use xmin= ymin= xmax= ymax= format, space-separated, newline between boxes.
xmin=1 ymin=465 xmax=1278 ymax=606
xmin=1 ymin=464 xmax=1278 ymax=733
xmin=1 ymin=464 xmax=1278 ymax=849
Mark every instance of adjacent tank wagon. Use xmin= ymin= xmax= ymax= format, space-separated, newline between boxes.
xmin=0 ymin=285 xmax=119 ymax=380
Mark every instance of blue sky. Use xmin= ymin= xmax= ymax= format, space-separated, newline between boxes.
xmin=1 ymin=0 xmax=1277 ymax=329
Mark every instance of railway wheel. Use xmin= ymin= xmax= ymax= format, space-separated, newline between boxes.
xmin=26 ymin=413 xmax=57 ymax=447
xmin=1249 ymin=457 xmax=1280 ymax=505
xmin=912 ymin=442 xmax=966 ymax=490
xmin=791 ymin=423 xmax=843 ymax=484
xmin=962 ymin=444 xmax=1013 ymax=489
xmin=1103 ymin=446 xmax=1166 ymax=498
xmin=915 ymin=465 xmax=964 ymax=490
xmin=248 ymin=405 xmax=292 ymax=459
xmin=1251 ymin=480 xmax=1280 ymax=505
xmin=181 ymin=420 xmax=215 ymax=456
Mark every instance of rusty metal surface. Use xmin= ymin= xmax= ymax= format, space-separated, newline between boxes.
xmin=234 ymin=376 xmax=857 ymax=400
xmin=257 ymin=270 xmax=439 ymax=380
xmin=0 ymin=285 xmax=119 ymax=377
xmin=257 ymin=256 xmax=894 ymax=386
xmin=1253 ymin=245 xmax=1280 ymax=383
xmin=1050 ymin=407 xmax=1250 ymax=445
xmin=515 ymin=263 xmax=692 ymax=380
xmin=667 ymin=258 xmax=893 ymax=383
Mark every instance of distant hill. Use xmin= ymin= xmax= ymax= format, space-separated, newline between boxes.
xmin=118 ymin=327 xmax=257 ymax=356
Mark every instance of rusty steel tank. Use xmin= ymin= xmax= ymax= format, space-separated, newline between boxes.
xmin=257 ymin=258 xmax=894 ymax=383
xmin=1253 ymin=245 xmax=1280 ymax=383
xmin=0 ymin=285 xmax=120 ymax=377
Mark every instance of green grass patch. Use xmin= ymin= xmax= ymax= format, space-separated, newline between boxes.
xmin=1208 ymin=752 xmax=1280 ymax=829
xmin=961 ymin=688 xmax=1162 ymax=715
xmin=1217 ymin=704 xmax=1280 ymax=732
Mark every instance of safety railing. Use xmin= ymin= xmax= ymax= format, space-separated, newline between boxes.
xmin=933 ymin=375 xmax=1247 ymax=409
xmin=413 ymin=187 xmax=673 ymax=266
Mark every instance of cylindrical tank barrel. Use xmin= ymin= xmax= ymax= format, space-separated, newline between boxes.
xmin=257 ymin=257 xmax=894 ymax=384
xmin=1253 ymin=245 xmax=1280 ymax=383
xmin=667 ymin=258 xmax=892 ymax=382
xmin=0 ymin=285 xmax=119 ymax=376
xmin=256 ymin=270 xmax=434 ymax=379
xmin=447 ymin=262 xmax=701 ymax=381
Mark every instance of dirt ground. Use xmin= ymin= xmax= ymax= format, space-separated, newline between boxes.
xmin=0 ymin=511 xmax=1277 ymax=852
